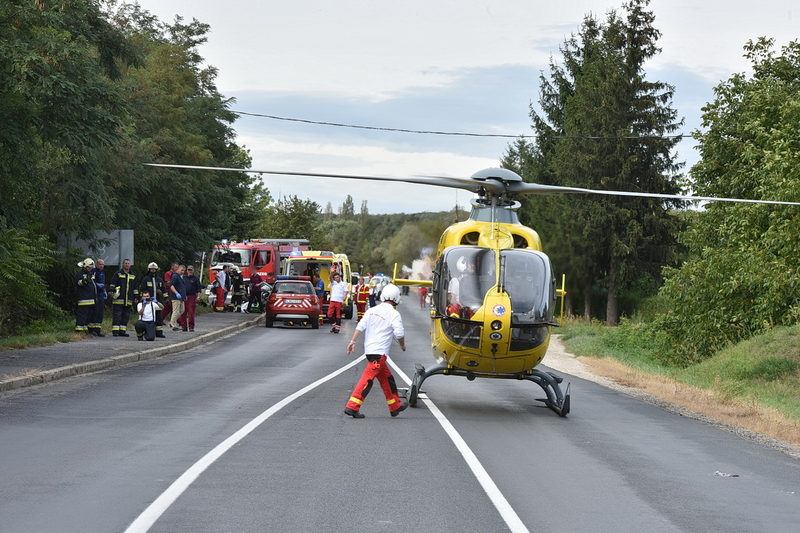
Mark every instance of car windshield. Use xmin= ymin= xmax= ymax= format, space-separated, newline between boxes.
xmin=274 ymin=282 xmax=312 ymax=295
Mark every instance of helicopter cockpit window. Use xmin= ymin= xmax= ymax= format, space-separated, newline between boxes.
xmin=500 ymin=249 xmax=555 ymax=325
xmin=435 ymin=246 xmax=496 ymax=320
xmin=500 ymin=249 xmax=555 ymax=351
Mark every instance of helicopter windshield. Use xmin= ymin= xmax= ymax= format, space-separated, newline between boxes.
xmin=435 ymin=246 xmax=496 ymax=319
xmin=500 ymin=249 xmax=555 ymax=325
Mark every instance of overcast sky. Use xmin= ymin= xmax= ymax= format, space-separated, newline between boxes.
xmin=132 ymin=0 xmax=798 ymax=214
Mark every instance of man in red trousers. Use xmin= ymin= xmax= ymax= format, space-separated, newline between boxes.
xmin=344 ymin=284 xmax=407 ymax=418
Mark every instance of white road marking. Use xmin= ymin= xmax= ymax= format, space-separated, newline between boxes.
xmin=124 ymin=356 xmax=365 ymax=533
xmin=127 ymin=354 xmax=528 ymax=533
xmin=388 ymin=357 xmax=531 ymax=533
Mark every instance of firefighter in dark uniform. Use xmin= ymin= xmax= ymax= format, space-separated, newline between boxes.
xmin=108 ymin=258 xmax=138 ymax=336
xmin=140 ymin=262 xmax=166 ymax=337
xmin=230 ymin=266 xmax=246 ymax=312
xmin=90 ymin=259 xmax=107 ymax=337
xmin=75 ymin=258 xmax=101 ymax=336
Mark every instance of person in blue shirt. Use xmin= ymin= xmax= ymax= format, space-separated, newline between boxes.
xmin=313 ymin=273 xmax=325 ymax=326
xmin=179 ymin=265 xmax=202 ymax=331
xmin=168 ymin=265 xmax=187 ymax=331
xmin=313 ymin=273 xmax=325 ymax=298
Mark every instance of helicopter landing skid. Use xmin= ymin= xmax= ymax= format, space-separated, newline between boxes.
xmin=524 ymin=370 xmax=570 ymax=417
xmin=408 ymin=363 xmax=449 ymax=407
xmin=408 ymin=363 xmax=570 ymax=417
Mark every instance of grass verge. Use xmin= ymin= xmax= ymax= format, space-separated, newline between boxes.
xmin=560 ymin=317 xmax=800 ymax=447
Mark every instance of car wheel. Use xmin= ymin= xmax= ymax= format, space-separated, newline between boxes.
xmin=310 ymin=317 xmax=319 ymax=330
xmin=265 ymin=316 xmax=274 ymax=328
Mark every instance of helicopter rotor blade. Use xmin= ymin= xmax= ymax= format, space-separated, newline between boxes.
xmin=508 ymin=182 xmax=800 ymax=206
xmin=144 ymin=163 xmax=800 ymax=207
xmin=143 ymin=163 xmax=486 ymax=193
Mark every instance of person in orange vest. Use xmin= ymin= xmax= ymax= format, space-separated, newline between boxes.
xmin=353 ymin=276 xmax=369 ymax=322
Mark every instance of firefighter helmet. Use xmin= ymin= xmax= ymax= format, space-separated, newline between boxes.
xmin=380 ymin=284 xmax=401 ymax=305
xmin=78 ymin=258 xmax=95 ymax=268
xmin=148 ymin=262 xmax=159 ymax=270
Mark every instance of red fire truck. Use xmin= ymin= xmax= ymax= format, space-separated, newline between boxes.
xmin=207 ymin=238 xmax=310 ymax=285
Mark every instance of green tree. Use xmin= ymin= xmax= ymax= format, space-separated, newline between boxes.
xmin=386 ymin=222 xmax=431 ymax=268
xmin=258 ymin=195 xmax=320 ymax=243
xmin=104 ymin=5 xmax=254 ymax=263
xmin=229 ymin=175 xmax=273 ymax=241
xmin=659 ymin=38 xmax=800 ymax=364
xmin=0 ymin=0 xmax=140 ymax=237
xmin=513 ymin=0 xmax=684 ymax=324
xmin=315 ymin=219 xmax=361 ymax=255
xmin=339 ymin=195 xmax=355 ymax=220
xmin=1 ymin=1 xmax=262 ymax=326
xmin=0 ymin=218 xmax=62 ymax=335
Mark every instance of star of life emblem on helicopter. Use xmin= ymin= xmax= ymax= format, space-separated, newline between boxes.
xmin=492 ymin=304 xmax=506 ymax=317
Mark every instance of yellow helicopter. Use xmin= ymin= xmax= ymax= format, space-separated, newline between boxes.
xmin=145 ymin=163 xmax=800 ymax=417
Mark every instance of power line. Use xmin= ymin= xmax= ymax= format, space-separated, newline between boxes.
xmin=231 ymin=110 xmax=688 ymax=140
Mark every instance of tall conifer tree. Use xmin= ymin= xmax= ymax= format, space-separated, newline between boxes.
xmin=509 ymin=0 xmax=684 ymax=323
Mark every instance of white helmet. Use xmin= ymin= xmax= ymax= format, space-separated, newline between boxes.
xmin=380 ymin=284 xmax=401 ymax=304
xmin=78 ymin=258 xmax=94 ymax=268
xmin=148 ymin=262 xmax=159 ymax=270
xmin=456 ymin=256 xmax=468 ymax=273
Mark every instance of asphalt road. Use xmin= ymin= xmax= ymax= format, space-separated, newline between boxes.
xmin=1 ymin=304 xmax=798 ymax=532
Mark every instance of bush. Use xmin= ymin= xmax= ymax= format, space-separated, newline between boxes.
xmin=0 ymin=218 xmax=63 ymax=336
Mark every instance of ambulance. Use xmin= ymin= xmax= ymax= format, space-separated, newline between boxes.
xmin=282 ymin=251 xmax=354 ymax=319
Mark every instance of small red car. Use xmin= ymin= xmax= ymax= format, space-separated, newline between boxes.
xmin=264 ymin=276 xmax=321 ymax=329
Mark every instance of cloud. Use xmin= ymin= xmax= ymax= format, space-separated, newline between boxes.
xmin=136 ymin=0 xmax=800 ymax=212
xmin=228 ymin=64 xmax=542 ymax=213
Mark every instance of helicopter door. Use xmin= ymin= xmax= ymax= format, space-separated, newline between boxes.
xmin=500 ymin=249 xmax=557 ymax=351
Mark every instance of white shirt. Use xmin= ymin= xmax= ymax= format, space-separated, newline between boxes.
xmin=356 ymin=302 xmax=404 ymax=355
xmin=330 ymin=280 xmax=348 ymax=303
xmin=217 ymin=270 xmax=228 ymax=290
xmin=447 ymin=277 xmax=460 ymax=302
xmin=138 ymin=300 xmax=159 ymax=321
